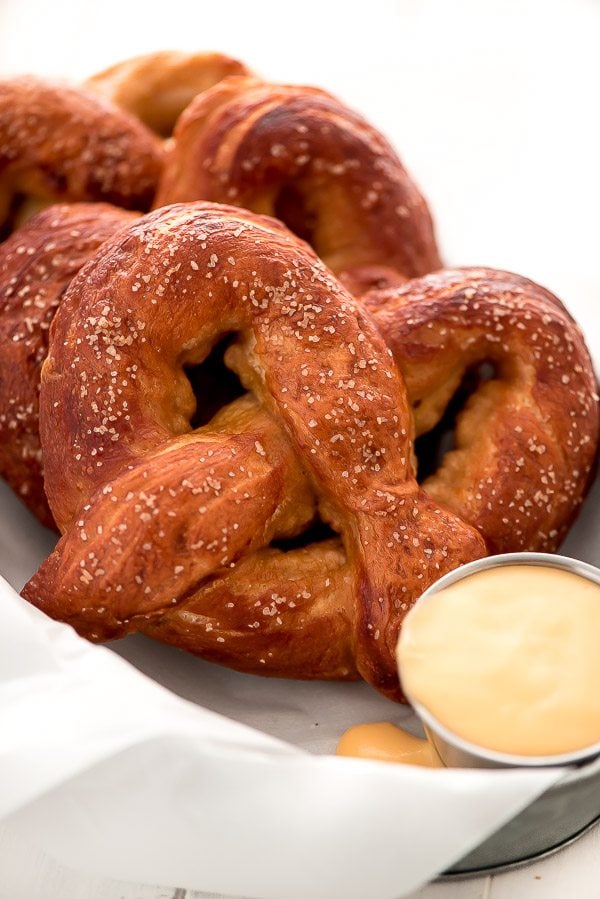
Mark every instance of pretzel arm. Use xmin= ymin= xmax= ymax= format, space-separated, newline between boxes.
xmin=0 ymin=202 xmax=137 ymax=526
xmin=369 ymin=268 xmax=599 ymax=551
xmin=143 ymin=540 xmax=356 ymax=680
xmin=156 ymin=77 xmax=440 ymax=292
xmin=26 ymin=398 xmax=314 ymax=637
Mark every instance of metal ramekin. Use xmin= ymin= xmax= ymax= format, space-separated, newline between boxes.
xmin=398 ymin=552 xmax=600 ymax=769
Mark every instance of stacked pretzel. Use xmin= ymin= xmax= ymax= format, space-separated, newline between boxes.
xmin=1 ymin=53 xmax=597 ymax=700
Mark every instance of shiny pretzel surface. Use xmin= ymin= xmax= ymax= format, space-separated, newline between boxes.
xmin=0 ymin=203 xmax=137 ymax=527
xmin=87 ymin=51 xmax=250 ymax=137
xmin=365 ymin=268 xmax=599 ymax=552
xmin=23 ymin=202 xmax=487 ymax=699
xmin=120 ymin=266 xmax=599 ymax=683
xmin=0 ymin=77 xmax=163 ymax=236
xmin=155 ymin=76 xmax=441 ymax=296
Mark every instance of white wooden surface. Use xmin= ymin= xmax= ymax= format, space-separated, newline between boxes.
xmin=1 ymin=819 xmax=599 ymax=898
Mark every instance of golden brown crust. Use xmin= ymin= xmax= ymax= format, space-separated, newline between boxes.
xmin=22 ymin=203 xmax=484 ymax=700
xmin=0 ymin=77 xmax=163 ymax=235
xmin=6 ymin=221 xmax=597 ymax=685
xmin=86 ymin=51 xmax=251 ymax=137
xmin=365 ymin=268 xmax=599 ymax=552
xmin=155 ymin=77 xmax=441 ymax=293
xmin=0 ymin=203 xmax=137 ymax=527
xmin=148 ymin=269 xmax=599 ymax=683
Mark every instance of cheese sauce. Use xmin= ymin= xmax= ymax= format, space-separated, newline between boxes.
xmin=336 ymin=721 xmax=443 ymax=767
xmin=397 ymin=565 xmax=600 ymax=756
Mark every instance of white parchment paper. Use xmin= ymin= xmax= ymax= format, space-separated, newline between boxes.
xmin=0 ymin=1 xmax=599 ymax=895
xmin=0 ymin=491 xmax=568 ymax=898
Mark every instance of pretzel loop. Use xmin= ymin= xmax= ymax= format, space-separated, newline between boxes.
xmin=366 ymin=269 xmax=599 ymax=551
xmin=0 ymin=77 xmax=163 ymax=237
xmin=0 ymin=203 xmax=137 ymax=526
xmin=155 ymin=77 xmax=441 ymax=295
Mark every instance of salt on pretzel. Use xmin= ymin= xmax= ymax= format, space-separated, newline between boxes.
xmin=130 ymin=267 xmax=599 ymax=684
xmin=155 ymin=77 xmax=441 ymax=296
xmin=364 ymin=268 xmax=599 ymax=552
xmin=86 ymin=51 xmax=250 ymax=137
xmin=0 ymin=203 xmax=137 ymax=527
xmin=0 ymin=77 xmax=162 ymax=237
xmin=5 ymin=208 xmax=596 ymax=674
xmin=23 ymin=203 xmax=484 ymax=700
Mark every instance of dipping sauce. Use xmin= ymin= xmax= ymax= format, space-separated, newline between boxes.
xmin=336 ymin=722 xmax=443 ymax=767
xmin=397 ymin=565 xmax=600 ymax=757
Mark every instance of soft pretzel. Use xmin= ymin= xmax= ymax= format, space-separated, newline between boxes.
xmin=23 ymin=202 xmax=485 ymax=700
xmin=0 ymin=203 xmax=137 ymax=527
xmin=155 ymin=77 xmax=441 ymax=295
xmin=113 ymin=267 xmax=599 ymax=686
xmin=0 ymin=77 xmax=163 ymax=237
xmin=86 ymin=51 xmax=250 ymax=137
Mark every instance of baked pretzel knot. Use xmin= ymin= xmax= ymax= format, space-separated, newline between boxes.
xmin=0 ymin=77 xmax=162 ymax=237
xmin=155 ymin=77 xmax=441 ymax=296
xmin=23 ymin=203 xmax=484 ymax=699
xmin=112 ymin=269 xmax=598 ymax=683
xmin=87 ymin=51 xmax=250 ymax=137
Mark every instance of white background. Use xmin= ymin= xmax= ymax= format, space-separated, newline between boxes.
xmin=1 ymin=0 xmax=599 ymax=897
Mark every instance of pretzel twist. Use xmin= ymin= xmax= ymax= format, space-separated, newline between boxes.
xmin=0 ymin=77 xmax=163 ymax=236
xmin=23 ymin=203 xmax=485 ymax=699
xmin=132 ymin=268 xmax=599 ymax=685
xmin=155 ymin=77 xmax=441 ymax=296
xmin=0 ymin=203 xmax=137 ymax=527
xmin=86 ymin=51 xmax=250 ymax=137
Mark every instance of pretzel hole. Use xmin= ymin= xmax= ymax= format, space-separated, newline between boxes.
xmin=270 ymin=514 xmax=338 ymax=552
xmin=415 ymin=361 xmax=496 ymax=482
xmin=0 ymin=193 xmax=50 ymax=239
xmin=273 ymin=183 xmax=317 ymax=245
xmin=0 ymin=192 xmax=26 ymax=240
xmin=184 ymin=334 xmax=246 ymax=428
